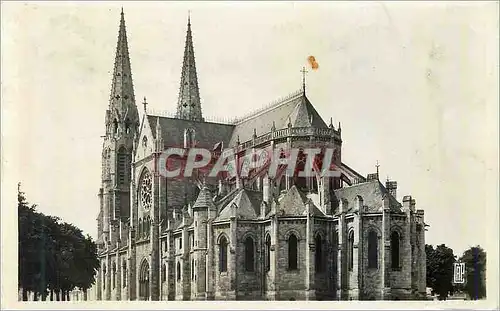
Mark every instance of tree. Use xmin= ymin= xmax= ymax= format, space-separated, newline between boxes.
xmin=18 ymin=183 xmax=99 ymax=301
xmin=73 ymin=234 xmax=100 ymax=298
xmin=426 ymin=244 xmax=456 ymax=300
xmin=18 ymin=183 xmax=40 ymax=300
xmin=459 ymin=246 xmax=486 ymax=300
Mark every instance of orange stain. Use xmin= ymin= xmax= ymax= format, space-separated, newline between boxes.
xmin=308 ymin=55 xmax=319 ymax=70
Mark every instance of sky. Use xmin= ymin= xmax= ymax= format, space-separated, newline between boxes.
xmin=2 ymin=1 xmax=498 ymax=259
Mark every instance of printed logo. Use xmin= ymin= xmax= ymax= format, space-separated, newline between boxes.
xmin=155 ymin=146 xmax=341 ymax=181
xmin=453 ymin=262 xmax=466 ymax=284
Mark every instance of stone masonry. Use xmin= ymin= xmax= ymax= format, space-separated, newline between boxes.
xmin=91 ymin=10 xmax=427 ymax=301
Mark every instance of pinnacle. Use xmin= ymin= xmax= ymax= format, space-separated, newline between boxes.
xmin=175 ymin=14 xmax=204 ymax=122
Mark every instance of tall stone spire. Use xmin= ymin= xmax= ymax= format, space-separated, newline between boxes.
xmin=175 ymin=14 xmax=204 ymax=122
xmin=107 ymin=9 xmax=139 ymax=133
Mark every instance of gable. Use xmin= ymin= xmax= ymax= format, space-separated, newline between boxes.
xmin=135 ymin=114 xmax=156 ymax=161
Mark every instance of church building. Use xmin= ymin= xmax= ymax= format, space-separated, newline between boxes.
xmin=94 ymin=10 xmax=427 ymax=301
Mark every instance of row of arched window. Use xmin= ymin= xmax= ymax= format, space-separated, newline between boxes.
xmin=217 ymin=233 xmax=321 ymax=274
xmin=171 ymin=260 xmax=195 ymax=282
xmin=137 ymin=217 xmax=151 ymax=238
xmin=149 ymin=230 xmax=401 ymax=290
xmin=111 ymin=118 xmax=133 ymax=135
xmin=346 ymin=230 xmax=402 ymax=270
xmin=214 ymin=229 xmax=402 ymax=274
xmin=101 ymin=260 xmax=128 ymax=292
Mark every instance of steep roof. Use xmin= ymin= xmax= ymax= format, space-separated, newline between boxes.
xmin=147 ymin=115 xmax=234 ymax=149
xmin=107 ymin=10 xmax=139 ymax=125
xmin=216 ymin=189 xmax=262 ymax=220
xmin=274 ymin=185 xmax=325 ymax=217
xmin=176 ymin=15 xmax=203 ymax=121
xmin=339 ymin=162 xmax=367 ymax=185
xmin=192 ymin=186 xmax=216 ymax=210
xmin=228 ymin=91 xmax=328 ymax=146
xmin=332 ymin=180 xmax=402 ymax=213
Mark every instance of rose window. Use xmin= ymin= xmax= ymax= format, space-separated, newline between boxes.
xmin=140 ymin=172 xmax=152 ymax=210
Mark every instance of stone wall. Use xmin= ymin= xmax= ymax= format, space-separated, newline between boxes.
xmin=361 ymin=216 xmax=382 ymax=300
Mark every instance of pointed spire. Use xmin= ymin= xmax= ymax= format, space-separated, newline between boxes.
xmin=338 ymin=121 xmax=341 ymax=132
xmin=108 ymin=9 xmax=138 ymax=123
xmin=176 ymin=13 xmax=204 ymax=122
xmin=329 ymin=117 xmax=333 ymax=128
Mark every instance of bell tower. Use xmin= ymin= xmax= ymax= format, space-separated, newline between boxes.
xmin=98 ymin=9 xmax=140 ymax=249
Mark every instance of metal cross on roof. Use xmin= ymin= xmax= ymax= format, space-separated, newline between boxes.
xmin=300 ymin=67 xmax=308 ymax=94
xmin=142 ymin=96 xmax=148 ymax=112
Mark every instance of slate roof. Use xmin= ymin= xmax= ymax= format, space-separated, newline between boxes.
xmin=274 ymin=185 xmax=325 ymax=217
xmin=146 ymin=90 xmax=330 ymax=153
xmin=216 ymin=189 xmax=262 ymax=221
xmin=192 ymin=186 xmax=215 ymax=210
xmin=339 ymin=162 xmax=367 ymax=185
xmin=228 ymin=92 xmax=329 ymax=146
xmin=147 ymin=115 xmax=234 ymax=149
xmin=173 ymin=213 xmax=193 ymax=231
xmin=332 ymin=179 xmax=402 ymax=213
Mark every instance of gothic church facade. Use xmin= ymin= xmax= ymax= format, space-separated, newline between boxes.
xmin=93 ymin=11 xmax=427 ymax=301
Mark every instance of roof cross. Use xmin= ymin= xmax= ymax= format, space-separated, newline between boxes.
xmin=300 ymin=67 xmax=308 ymax=94
xmin=143 ymin=96 xmax=148 ymax=112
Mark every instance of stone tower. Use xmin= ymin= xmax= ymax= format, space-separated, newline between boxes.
xmin=98 ymin=9 xmax=140 ymax=250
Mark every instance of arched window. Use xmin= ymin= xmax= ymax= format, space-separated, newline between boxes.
xmin=138 ymin=218 xmax=143 ymax=237
xmin=125 ymin=118 xmax=130 ymax=134
xmin=113 ymin=119 xmax=118 ymax=134
xmin=102 ymin=264 xmax=106 ymax=290
xmin=368 ymin=230 xmax=378 ymax=269
xmin=391 ymin=231 xmax=400 ymax=269
xmin=265 ymin=234 xmax=271 ymax=272
xmin=117 ymin=146 xmax=130 ymax=187
xmin=219 ymin=236 xmax=228 ymax=272
xmin=244 ymin=237 xmax=255 ymax=272
xmin=184 ymin=128 xmax=195 ymax=148
xmin=288 ymin=234 xmax=298 ymax=270
xmin=191 ymin=259 xmax=195 ymax=280
xmin=176 ymin=261 xmax=181 ymax=281
xmin=315 ymin=234 xmax=323 ymax=273
xmin=162 ymin=264 xmax=166 ymax=283
xmin=139 ymin=260 xmax=150 ymax=300
xmin=333 ymin=231 xmax=339 ymax=271
xmin=348 ymin=231 xmax=354 ymax=271
xmin=122 ymin=261 xmax=127 ymax=288
xmin=112 ymin=262 xmax=116 ymax=289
